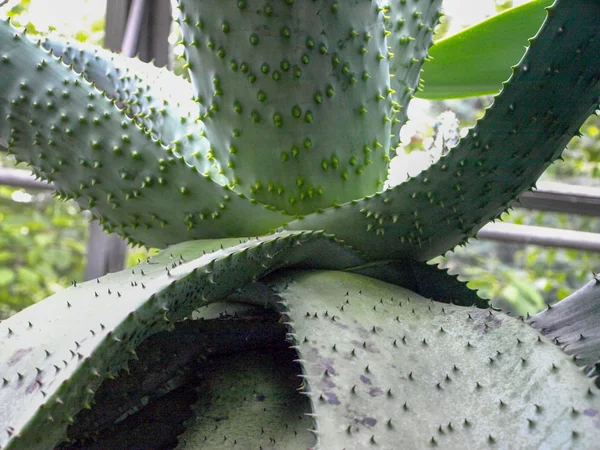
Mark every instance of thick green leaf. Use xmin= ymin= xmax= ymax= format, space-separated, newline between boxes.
xmin=60 ymin=304 xmax=287 ymax=448
xmin=274 ymin=270 xmax=600 ymax=448
xmin=0 ymin=231 xmax=365 ymax=449
xmin=418 ymin=0 xmax=553 ymax=99
xmin=0 ymin=20 xmax=292 ymax=247
xmin=41 ymin=38 xmax=226 ymax=183
xmin=176 ymin=350 xmax=314 ymax=449
xmin=288 ymin=0 xmax=600 ymax=261
xmin=176 ymin=0 xmax=441 ymax=215
xmin=529 ymin=276 xmax=600 ymax=378
xmin=346 ymin=259 xmax=488 ymax=308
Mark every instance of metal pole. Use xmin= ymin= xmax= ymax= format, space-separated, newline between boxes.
xmin=121 ymin=0 xmax=146 ymax=57
xmin=514 ymin=181 xmax=600 ymax=217
xmin=477 ymin=222 xmax=600 ymax=253
xmin=0 ymin=168 xmax=52 ymax=190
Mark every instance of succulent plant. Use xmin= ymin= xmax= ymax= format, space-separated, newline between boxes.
xmin=1 ymin=0 xmax=600 ymax=448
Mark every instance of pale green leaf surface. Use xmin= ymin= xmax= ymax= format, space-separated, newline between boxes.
xmin=530 ymin=277 xmax=600 ymax=377
xmin=177 ymin=351 xmax=314 ymax=450
xmin=274 ymin=270 xmax=600 ymax=449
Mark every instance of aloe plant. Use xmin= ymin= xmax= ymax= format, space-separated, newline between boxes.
xmin=1 ymin=0 xmax=600 ymax=448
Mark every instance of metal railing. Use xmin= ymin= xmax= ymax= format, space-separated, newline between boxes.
xmin=478 ymin=181 xmax=600 ymax=253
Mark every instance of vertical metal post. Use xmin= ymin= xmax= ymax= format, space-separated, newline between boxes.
xmin=104 ymin=0 xmax=172 ymax=66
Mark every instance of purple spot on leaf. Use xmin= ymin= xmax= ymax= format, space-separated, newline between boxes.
xmin=26 ymin=379 xmax=40 ymax=394
xmin=360 ymin=375 xmax=371 ymax=385
xmin=323 ymin=362 xmax=336 ymax=376
xmin=324 ymin=392 xmax=340 ymax=405
xmin=369 ymin=387 xmax=383 ymax=397
xmin=8 ymin=348 xmax=33 ymax=366
xmin=322 ymin=377 xmax=336 ymax=389
xmin=361 ymin=417 xmax=377 ymax=427
xmin=584 ymin=408 xmax=598 ymax=417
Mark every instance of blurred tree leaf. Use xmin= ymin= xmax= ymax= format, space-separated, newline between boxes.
xmin=0 ymin=268 xmax=15 ymax=287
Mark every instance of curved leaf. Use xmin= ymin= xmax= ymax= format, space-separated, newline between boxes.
xmin=288 ymin=0 xmax=600 ymax=261
xmin=40 ymin=37 xmax=226 ymax=183
xmin=418 ymin=0 xmax=553 ymax=99
xmin=176 ymin=350 xmax=314 ymax=449
xmin=0 ymin=20 xmax=291 ymax=247
xmin=0 ymin=231 xmax=365 ymax=449
xmin=529 ymin=276 xmax=600 ymax=378
xmin=274 ymin=270 xmax=600 ymax=448
xmin=347 ymin=259 xmax=488 ymax=308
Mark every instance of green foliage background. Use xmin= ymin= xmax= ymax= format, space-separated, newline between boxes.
xmin=0 ymin=0 xmax=598 ymax=319
xmin=0 ymin=180 xmax=86 ymax=319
